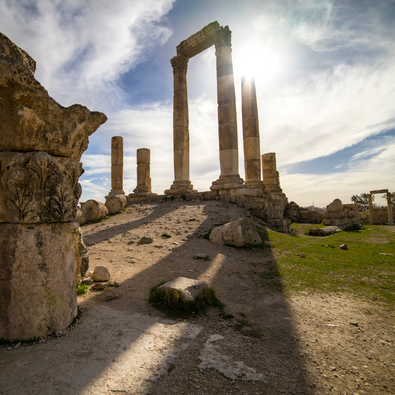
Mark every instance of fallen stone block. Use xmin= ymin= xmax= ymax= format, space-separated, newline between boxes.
xmin=105 ymin=193 xmax=127 ymax=214
xmin=90 ymin=266 xmax=111 ymax=282
xmin=308 ymin=226 xmax=340 ymax=236
xmin=209 ymin=218 xmax=261 ymax=247
xmin=81 ymin=200 xmax=108 ymax=222
xmin=158 ymin=277 xmax=208 ymax=302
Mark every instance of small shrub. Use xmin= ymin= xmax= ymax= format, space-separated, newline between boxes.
xmin=76 ymin=284 xmax=89 ymax=296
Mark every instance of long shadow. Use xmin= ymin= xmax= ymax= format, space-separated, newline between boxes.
xmin=82 ymin=201 xmax=179 ymax=245
xmin=0 ymin=201 xmax=313 ymax=394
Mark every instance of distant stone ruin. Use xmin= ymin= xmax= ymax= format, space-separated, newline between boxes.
xmin=0 ymin=32 xmax=106 ymax=341
xmin=132 ymin=148 xmax=157 ymax=196
xmin=285 ymin=199 xmax=361 ymax=229
xmin=368 ymin=189 xmax=394 ymax=225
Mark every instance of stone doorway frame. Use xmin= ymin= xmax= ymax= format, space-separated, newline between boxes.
xmin=165 ymin=21 xmax=244 ymax=195
xmin=369 ymin=189 xmax=394 ymax=225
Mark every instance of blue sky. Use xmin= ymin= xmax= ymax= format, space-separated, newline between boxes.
xmin=1 ymin=0 xmax=394 ymax=207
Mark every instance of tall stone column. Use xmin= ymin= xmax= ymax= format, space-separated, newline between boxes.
xmin=368 ymin=194 xmax=374 ymax=224
xmin=241 ymin=77 xmax=264 ymax=189
xmin=387 ymin=193 xmax=394 ymax=225
xmin=133 ymin=148 xmax=156 ymax=195
xmin=109 ymin=136 xmax=124 ymax=196
xmin=0 ymin=33 xmax=106 ymax=341
xmin=262 ymin=153 xmax=282 ymax=193
xmin=211 ymin=27 xmax=244 ymax=191
xmin=165 ymin=55 xmax=196 ymax=195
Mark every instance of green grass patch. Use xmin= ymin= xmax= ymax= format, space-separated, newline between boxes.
xmin=148 ymin=281 xmax=225 ymax=318
xmin=253 ymin=225 xmax=395 ymax=306
xmin=76 ymin=284 xmax=89 ymax=296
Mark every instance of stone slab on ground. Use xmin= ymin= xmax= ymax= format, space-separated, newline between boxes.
xmin=308 ymin=226 xmax=340 ymax=236
xmin=0 ymin=305 xmax=202 ymax=395
xmin=158 ymin=277 xmax=208 ymax=301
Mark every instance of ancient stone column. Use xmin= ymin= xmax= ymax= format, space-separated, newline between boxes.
xmin=262 ymin=153 xmax=282 ymax=193
xmin=0 ymin=32 xmax=106 ymax=341
xmin=368 ymin=194 xmax=374 ymax=224
xmin=165 ymin=55 xmax=196 ymax=195
xmin=108 ymin=136 xmax=124 ymax=196
xmin=241 ymin=77 xmax=264 ymax=189
xmin=133 ymin=148 xmax=156 ymax=195
xmin=211 ymin=26 xmax=244 ymax=191
xmin=387 ymin=193 xmax=394 ymax=225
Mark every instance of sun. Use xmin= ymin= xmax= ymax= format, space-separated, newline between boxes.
xmin=235 ymin=42 xmax=283 ymax=84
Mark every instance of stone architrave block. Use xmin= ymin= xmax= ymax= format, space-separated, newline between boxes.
xmin=157 ymin=277 xmax=208 ymax=302
xmin=0 ymin=151 xmax=83 ymax=223
xmin=0 ymin=222 xmax=78 ymax=341
xmin=105 ymin=194 xmax=127 ymax=214
xmin=81 ymin=200 xmax=108 ymax=222
xmin=209 ymin=217 xmax=261 ymax=247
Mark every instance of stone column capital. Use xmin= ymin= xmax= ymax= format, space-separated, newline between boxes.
xmin=215 ymin=26 xmax=232 ymax=49
xmin=171 ymin=55 xmax=189 ymax=73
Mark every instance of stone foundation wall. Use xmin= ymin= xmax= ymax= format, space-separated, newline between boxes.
xmin=128 ymin=188 xmax=290 ymax=231
xmin=362 ymin=208 xmax=395 ymax=224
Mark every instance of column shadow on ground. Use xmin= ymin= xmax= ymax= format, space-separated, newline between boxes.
xmin=0 ymin=201 xmax=313 ymax=395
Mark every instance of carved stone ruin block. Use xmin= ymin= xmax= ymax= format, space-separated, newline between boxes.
xmin=0 ymin=222 xmax=79 ymax=341
xmin=0 ymin=32 xmax=106 ymax=341
xmin=0 ymin=151 xmax=83 ymax=223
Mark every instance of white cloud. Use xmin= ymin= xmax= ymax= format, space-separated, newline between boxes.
xmin=281 ymin=136 xmax=395 ymax=207
xmin=0 ymin=0 xmax=175 ymax=108
xmin=257 ymin=60 xmax=395 ymax=166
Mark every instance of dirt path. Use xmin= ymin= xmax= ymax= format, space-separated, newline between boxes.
xmin=1 ymin=201 xmax=394 ymax=394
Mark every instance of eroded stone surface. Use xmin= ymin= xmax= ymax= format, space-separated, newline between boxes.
xmin=0 ymin=34 xmax=106 ymax=160
xmin=0 ymin=222 xmax=78 ymax=341
xmin=105 ymin=194 xmax=127 ymax=214
xmin=81 ymin=200 xmax=108 ymax=222
xmin=209 ymin=217 xmax=261 ymax=247
xmin=0 ymin=151 xmax=83 ymax=223
xmin=158 ymin=277 xmax=208 ymax=302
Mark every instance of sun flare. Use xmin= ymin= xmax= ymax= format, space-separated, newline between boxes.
xmin=235 ymin=43 xmax=283 ymax=83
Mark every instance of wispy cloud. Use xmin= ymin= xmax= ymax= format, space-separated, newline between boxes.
xmin=0 ymin=0 xmax=175 ymax=109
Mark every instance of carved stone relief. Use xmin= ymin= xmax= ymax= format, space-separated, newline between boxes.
xmin=0 ymin=151 xmax=83 ymax=223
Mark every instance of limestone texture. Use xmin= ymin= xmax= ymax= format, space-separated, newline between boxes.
xmin=0 ymin=222 xmax=78 ymax=341
xmin=0 ymin=33 xmax=107 ymax=160
xmin=81 ymin=200 xmax=109 ymax=222
xmin=0 ymin=151 xmax=83 ymax=223
xmin=0 ymin=32 xmax=106 ymax=341
xmin=158 ymin=277 xmax=208 ymax=302
xmin=209 ymin=217 xmax=261 ymax=247
xmin=90 ymin=266 xmax=111 ymax=282
xmin=308 ymin=226 xmax=340 ymax=236
xmin=74 ymin=227 xmax=89 ymax=285
xmin=322 ymin=200 xmax=361 ymax=228
xmin=105 ymin=194 xmax=127 ymax=214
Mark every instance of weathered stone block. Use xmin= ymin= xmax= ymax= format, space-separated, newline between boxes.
xmin=209 ymin=218 xmax=261 ymax=247
xmin=157 ymin=277 xmax=208 ymax=302
xmin=0 ymin=33 xmax=106 ymax=161
xmin=105 ymin=194 xmax=127 ymax=214
xmin=81 ymin=200 xmax=108 ymax=222
xmin=0 ymin=222 xmax=78 ymax=341
xmin=0 ymin=151 xmax=83 ymax=223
